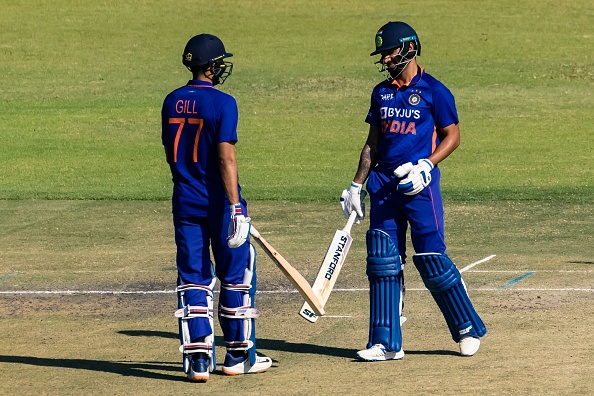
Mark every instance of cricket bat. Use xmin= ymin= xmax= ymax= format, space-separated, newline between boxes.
xmin=250 ymin=226 xmax=325 ymax=316
xmin=299 ymin=210 xmax=358 ymax=322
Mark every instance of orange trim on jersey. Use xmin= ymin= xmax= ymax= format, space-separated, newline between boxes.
xmin=390 ymin=66 xmax=425 ymax=88
xmin=428 ymin=186 xmax=440 ymax=233
xmin=432 ymin=126 xmax=437 ymax=153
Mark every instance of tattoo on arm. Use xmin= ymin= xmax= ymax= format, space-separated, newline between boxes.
xmin=353 ymin=126 xmax=380 ymax=184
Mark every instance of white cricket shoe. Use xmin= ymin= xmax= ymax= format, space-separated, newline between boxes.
xmin=222 ymin=354 xmax=272 ymax=375
xmin=356 ymin=344 xmax=404 ymax=361
xmin=459 ymin=336 xmax=481 ymax=356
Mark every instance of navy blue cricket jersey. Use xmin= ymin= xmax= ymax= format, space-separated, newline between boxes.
xmin=365 ymin=67 xmax=459 ymax=172
xmin=162 ymin=80 xmax=240 ymax=216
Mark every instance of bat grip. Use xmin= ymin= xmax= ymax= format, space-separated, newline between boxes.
xmin=249 ymin=225 xmax=261 ymax=238
xmin=343 ymin=210 xmax=358 ymax=234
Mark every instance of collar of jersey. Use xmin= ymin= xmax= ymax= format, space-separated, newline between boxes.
xmin=186 ymin=80 xmax=214 ymax=88
xmin=390 ymin=66 xmax=424 ymax=88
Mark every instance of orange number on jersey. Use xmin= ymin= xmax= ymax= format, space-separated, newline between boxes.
xmin=168 ymin=118 xmax=204 ymax=163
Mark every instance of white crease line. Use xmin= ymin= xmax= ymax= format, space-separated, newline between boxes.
xmin=0 ymin=290 xmax=174 ymax=295
xmin=471 ymin=270 xmax=594 ymax=273
xmin=2 ymin=287 xmax=593 ymax=295
xmin=460 ymin=255 xmax=496 ymax=273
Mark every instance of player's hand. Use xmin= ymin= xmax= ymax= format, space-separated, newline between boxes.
xmin=395 ymin=159 xmax=434 ymax=195
xmin=340 ymin=182 xmax=367 ymax=224
xmin=227 ymin=204 xmax=251 ymax=248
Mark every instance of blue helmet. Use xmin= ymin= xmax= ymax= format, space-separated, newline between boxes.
xmin=370 ymin=21 xmax=421 ymax=57
xmin=182 ymin=34 xmax=233 ymax=84
xmin=371 ymin=22 xmax=421 ymax=80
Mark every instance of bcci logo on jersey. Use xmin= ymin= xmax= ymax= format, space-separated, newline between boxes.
xmin=408 ymin=94 xmax=421 ymax=106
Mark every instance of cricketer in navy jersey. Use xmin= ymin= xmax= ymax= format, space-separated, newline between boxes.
xmin=162 ymin=34 xmax=271 ymax=382
xmin=162 ymin=80 xmax=240 ymax=217
xmin=341 ymin=22 xmax=486 ymax=362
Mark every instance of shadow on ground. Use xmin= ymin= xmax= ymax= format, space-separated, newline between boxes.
xmin=0 ymin=355 xmax=183 ymax=381
xmin=118 ymin=330 xmax=457 ymax=358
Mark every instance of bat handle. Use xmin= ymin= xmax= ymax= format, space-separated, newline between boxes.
xmin=249 ymin=225 xmax=261 ymax=238
xmin=343 ymin=210 xmax=358 ymax=234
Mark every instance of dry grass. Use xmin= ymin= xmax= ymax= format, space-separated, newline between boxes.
xmin=1 ymin=200 xmax=593 ymax=395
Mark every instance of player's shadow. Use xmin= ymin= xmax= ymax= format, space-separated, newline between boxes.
xmin=119 ymin=330 xmax=354 ymax=359
xmin=119 ymin=330 xmax=178 ymax=339
xmin=567 ymin=260 xmax=594 ymax=265
xmin=0 ymin=355 xmax=184 ymax=382
xmin=118 ymin=330 xmax=457 ymax=358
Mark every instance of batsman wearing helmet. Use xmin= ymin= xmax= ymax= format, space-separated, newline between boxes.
xmin=162 ymin=34 xmax=271 ymax=381
xmin=341 ymin=22 xmax=486 ymax=361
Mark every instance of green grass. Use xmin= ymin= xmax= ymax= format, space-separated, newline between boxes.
xmin=1 ymin=0 xmax=592 ymax=202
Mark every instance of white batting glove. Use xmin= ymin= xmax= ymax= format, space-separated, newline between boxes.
xmin=395 ymin=159 xmax=434 ymax=195
xmin=227 ymin=204 xmax=251 ymax=248
xmin=340 ymin=182 xmax=366 ymax=224
xmin=394 ymin=162 xmax=414 ymax=178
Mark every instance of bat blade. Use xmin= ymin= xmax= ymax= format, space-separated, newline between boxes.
xmin=250 ymin=226 xmax=325 ymax=316
xmin=299 ymin=216 xmax=355 ymax=322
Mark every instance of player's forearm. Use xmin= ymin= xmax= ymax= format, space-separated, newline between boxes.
xmin=218 ymin=142 xmax=240 ymax=204
xmin=220 ymin=160 xmax=240 ymax=204
xmin=353 ymin=144 xmax=375 ymax=184
xmin=354 ymin=126 xmax=380 ymax=184
xmin=428 ymin=124 xmax=460 ymax=166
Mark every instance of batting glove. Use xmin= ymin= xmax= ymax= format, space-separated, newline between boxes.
xmin=340 ymin=182 xmax=367 ymax=224
xmin=395 ymin=159 xmax=434 ymax=195
xmin=394 ymin=162 xmax=414 ymax=178
xmin=227 ymin=204 xmax=251 ymax=248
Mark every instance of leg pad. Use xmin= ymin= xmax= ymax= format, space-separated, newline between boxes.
xmin=176 ymin=279 xmax=216 ymax=373
xmin=219 ymin=243 xmax=259 ymax=365
xmin=366 ymin=229 xmax=404 ymax=352
xmin=413 ymin=253 xmax=486 ymax=341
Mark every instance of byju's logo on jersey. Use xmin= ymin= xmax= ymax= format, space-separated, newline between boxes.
xmin=408 ymin=93 xmax=421 ymax=106
xmin=380 ymin=107 xmax=421 ymax=120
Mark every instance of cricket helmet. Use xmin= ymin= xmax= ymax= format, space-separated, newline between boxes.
xmin=370 ymin=21 xmax=421 ymax=56
xmin=182 ymin=34 xmax=233 ymax=84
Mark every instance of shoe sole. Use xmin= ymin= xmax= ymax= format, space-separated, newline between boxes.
xmin=187 ymin=374 xmax=209 ymax=382
xmin=356 ymin=351 xmax=405 ymax=361
xmin=222 ymin=367 xmax=270 ymax=376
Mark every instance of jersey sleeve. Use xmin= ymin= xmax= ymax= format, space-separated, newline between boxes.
xmin=217 ymin=97 xmax=239 ymax=143
xmin=161 ymin=96 xmax=170 ymax=146
xmin=432 ymin=85 xmax=459 ymax=129
xmin=364 ymin=86 xmax=381 ymax=127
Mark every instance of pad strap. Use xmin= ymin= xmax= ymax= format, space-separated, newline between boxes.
xmin=179 ymin=342 xmax=213 ymax=354
xmin=176 ymin=283 xmax=214 ymax=297
xmin=219 ymin=305 xmax=261 ymax=319
xmin=174 ymin=305 xmax=213 ymax=319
